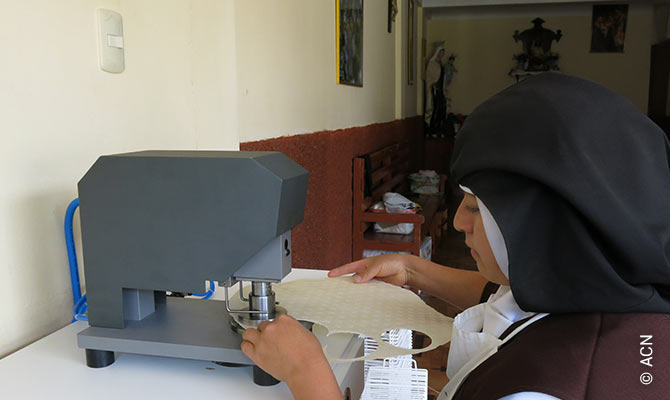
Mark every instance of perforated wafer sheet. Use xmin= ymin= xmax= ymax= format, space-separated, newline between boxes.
xmin=231 ymin=276 xmax=453 ymax=362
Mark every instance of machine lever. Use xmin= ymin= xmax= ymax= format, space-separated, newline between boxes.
xmin=238 ymin=281 xmax=249 ymax=302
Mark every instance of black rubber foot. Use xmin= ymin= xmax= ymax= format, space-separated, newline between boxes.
xmin=253 ymin=365 xmax=280 ymax=386
xmin=85 ymin=349 xmax=115 ymax=368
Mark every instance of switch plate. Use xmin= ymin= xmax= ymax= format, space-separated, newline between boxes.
xmin=96 ymin=9 xmax=124 ymax=73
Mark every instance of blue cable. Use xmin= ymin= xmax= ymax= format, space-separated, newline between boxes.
xmin=192 ymin=281 xmax=215 ymax=299
xmin=64 ymin=198 xmax=81 ymax=307
xmin=73 ymin=294 xmax=88 ymax=321
xmin=65 ymin=198 xmax=88 ymax=321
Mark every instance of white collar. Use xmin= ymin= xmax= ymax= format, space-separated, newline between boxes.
xmin=446 ymin=285 xmax=535 ymax=378
xmin=482 ymin=285 xmax=533 ymax=337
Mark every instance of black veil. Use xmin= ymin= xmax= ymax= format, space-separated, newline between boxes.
xmin=450 ymin=73 xmax=670 ymax=313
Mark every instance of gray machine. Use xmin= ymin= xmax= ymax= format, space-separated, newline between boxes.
xmin=76 ymin=150 xmax=308 ymax=385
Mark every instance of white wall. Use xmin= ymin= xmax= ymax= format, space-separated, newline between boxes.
xmin=236 ymin=0 xmax=414 ymax=143
xmin=0 ymin=0 xmax=238 ymax=357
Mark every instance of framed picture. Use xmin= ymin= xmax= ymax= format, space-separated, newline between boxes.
xmin=337 ymin=0 xmax=363 ymax=86
xmin=408 ymin=0 xmax=415 ymax=85
xmin=590 ymin=4 xmax=628 ymax=53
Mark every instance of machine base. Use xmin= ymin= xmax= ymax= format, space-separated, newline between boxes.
xmin=78 ymin=297 xmax=253 ymax=366
xmin=78 ymin=295 xmax=365 ymax=395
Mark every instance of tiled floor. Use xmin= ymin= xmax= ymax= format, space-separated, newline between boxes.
xmin=414 ymin=228 xmax=477 ymax=399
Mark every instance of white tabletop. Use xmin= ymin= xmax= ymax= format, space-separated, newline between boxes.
xmin=0 ymin=269 xmax=356 ymax=399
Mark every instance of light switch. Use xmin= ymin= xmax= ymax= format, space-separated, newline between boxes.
xmin=107 ymin=34 xmax=124 ymax=49
xmin=96 ymin=9 xmax=124 ymax=73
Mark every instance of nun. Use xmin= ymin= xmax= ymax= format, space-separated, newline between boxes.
xmin=241 ymin=74 xmax=670 ymax=399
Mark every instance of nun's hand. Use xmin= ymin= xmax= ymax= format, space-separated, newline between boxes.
xmin=240 ymin=314 xmax=332 ymax=387
xmin=328 ymin=254 xmax=412 ymax=287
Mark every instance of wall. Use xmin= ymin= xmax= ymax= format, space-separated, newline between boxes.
xmin=0 ymin=0 xmax=238 ymax=358
xmin=425 ymin=3 xmax=653 ymax=114
xmin=235 ymin=0 xmax=418 ymax=142
xmin=241 ymin=118 xmax=423 ymax=270
xmin=237 ymin=1 xmax=422 ymax=269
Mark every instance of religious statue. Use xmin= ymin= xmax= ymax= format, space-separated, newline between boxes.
xmin=424 ymin=46 xmax=456 ymax=138
xmin=512 ymin=18 xmax=562 ymax=72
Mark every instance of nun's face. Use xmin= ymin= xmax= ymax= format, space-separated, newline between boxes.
xmin=454 ymin=194 xmax=510 ymax=285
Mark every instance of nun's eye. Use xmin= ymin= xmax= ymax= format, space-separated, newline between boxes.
xmin=465 ymin=206 xmax=480 ymax=214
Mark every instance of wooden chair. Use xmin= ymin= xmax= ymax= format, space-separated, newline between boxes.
xmin=352 ymin=142 xmax=445 ymax=261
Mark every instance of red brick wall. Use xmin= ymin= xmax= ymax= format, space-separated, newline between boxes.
xmin=241 ymin=116 xmax=423 ymax=270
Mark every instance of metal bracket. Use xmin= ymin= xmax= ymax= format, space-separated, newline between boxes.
xmin=224 ymin=284 xmax=269 ymax=315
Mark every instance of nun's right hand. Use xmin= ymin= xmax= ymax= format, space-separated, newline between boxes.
xmin=328 ymin=254 xmax=412 ymax=287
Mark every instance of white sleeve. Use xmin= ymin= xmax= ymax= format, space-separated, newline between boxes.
xmin=499 ymin=393 xmax=562 ymax=400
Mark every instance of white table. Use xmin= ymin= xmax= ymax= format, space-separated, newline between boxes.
xmin=0 ymin=269 xmax=363 ymax=399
